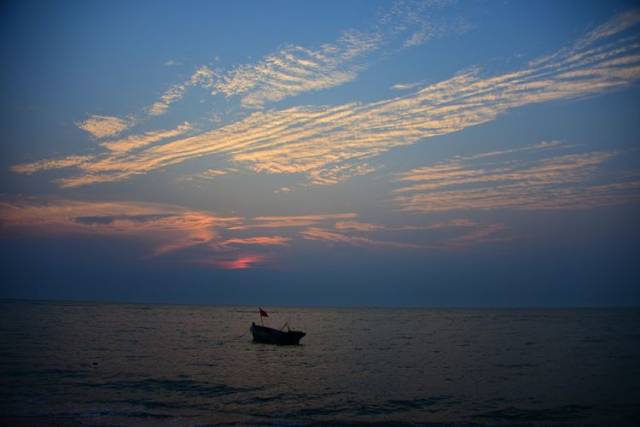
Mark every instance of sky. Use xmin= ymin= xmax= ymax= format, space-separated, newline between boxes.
xmin=1 ymin=0 xmax=639 ymax=307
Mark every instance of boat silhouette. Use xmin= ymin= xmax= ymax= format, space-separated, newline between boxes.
xmin=250 ymin=322 xmax=306 ymax=345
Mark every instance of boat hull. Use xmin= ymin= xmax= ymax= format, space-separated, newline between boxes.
xmin=250 ymin=323 xmax=305 ymax=345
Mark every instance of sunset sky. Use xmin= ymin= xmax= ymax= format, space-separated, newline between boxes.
xmin=1 ymin=0 xmax=639 ymax=306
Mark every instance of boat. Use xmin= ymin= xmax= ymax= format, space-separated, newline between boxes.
xmin=250 ymin=322 xmax=306 ymax=345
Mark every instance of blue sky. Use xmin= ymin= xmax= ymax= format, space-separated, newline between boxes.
xmin=1 ymin=0 xmax=639 ymax=306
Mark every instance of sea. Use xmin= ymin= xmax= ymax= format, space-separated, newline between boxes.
xmin=1 ymin=301 xmax=639 ymax=426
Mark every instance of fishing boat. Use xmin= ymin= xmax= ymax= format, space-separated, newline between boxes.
xmin=250 ymin=322 xmax=306 ymax=345
xmin=250 ymin=308 xmax=305 ymax=345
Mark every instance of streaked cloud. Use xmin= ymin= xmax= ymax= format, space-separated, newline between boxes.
xmin=0 ymin=198 xmax=241 ymax=259
xmin=203 ymin=255 xmax=266 ymax=270
xmin=146 ymin=1 xmax=457 ymax=115
xmin=301 ymin=227 xmax=424 ymax=249
xmin=393 ymin=143 xmax=640 ymax=213
xmin=76 ymin=115 xmax=132 ymax=139
xmin=0 ymin=196 xmax=515 ymax=273
xmin=177 ymin=167 xmax=239 ymax=183
xmin=10 ymin=155 xmax=93 ymax=175
xmin=274 ymin=186 xmax=291 ymax=194
xmin=443 ymin=223 xmax=510 ymax=248
xmin=14 ymin=11 xmax=640 ymax=189
xmin=334 ymin=221 xmax=383 ymax=232
xmin=301 ymin=219 xmax=509 ymax=250
xmin=100 ymin=122 xmax=193 ymax=153
xmin=219 ymin=236 xmax=290 ymax=247
xmin=391 ymin=81 xmax=423 ymax=91
xmin=232 ymin=213 xmax=358 ymax=231
xmin=149 ymin=66 xmax=216 ymax=116
xmin=214 ymin=30 xmax=382 ymax=108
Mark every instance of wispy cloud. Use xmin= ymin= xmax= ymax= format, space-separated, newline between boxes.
xmin=0 ymin=197 xmax=513 ymax=269
xmin=380 ymin=0 xmax=463 ymax=48
xmin=100 ymin=122 xmax=193 ymax=153
xmin=0 ymin=200 xmax=387 ymax=267
xmin=231 ymin=213 xmax=358 ymax=231
xmin=12 ymin=11 xmax=640 ymax=190
xmin=0 ymin=198 xmax=241 ymax=259
xmin=300 ymin=226 xmax=424 ymax=249
xmin=0 ymin=198 xmax=305 ymax=269
xmin=11 ymin=122 xmax=195 ymax=176
xmin=393 ymin=143 xmax=640 ymax=213
xmin=10 ymin=155 xmax=93 ymax=175
xmin=214 ymin=30 xmax=382 ymax=108
xmin=76 ymin=115 xmax=132 ymax=139
xmin=202 ymin=254 xmax=266 ymax=270
xmin=219 ymin=236 xmax=290 ymax=247
xmin=334 ymin=221 xmax=384 ymax=232
xmin=390 ymin=81 xmax=424 ymax=91
xmin=146 ymin=1 xmax=458 ymax=115
xmin=148 ymin=66 xmax=216 ymax=116
xmin=443 ymin=223 xmax=510 ymax=248
xmin=300 ymin=219 xmax=508 ymax=250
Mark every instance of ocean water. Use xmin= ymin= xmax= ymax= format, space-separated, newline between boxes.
xmin=1 ymin=301 xmax=639 ymax=426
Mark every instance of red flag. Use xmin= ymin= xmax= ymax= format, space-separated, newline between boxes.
xmin=259 ymin=308 xmax=269 ymax=317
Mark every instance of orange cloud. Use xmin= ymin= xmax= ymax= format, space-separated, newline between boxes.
xmin=232 ymin=213 xmax=358 ymax=230
xmin=101 ymin=122 xmax=193 ymax=153
xmin=13 ymin=11 xmax=640 ymax=188
xmin=219 ymin=236 xmax=290 ymax=247
xmin=205 ymin=255 xmax=266 ymax=270
xmin=76 ymin=115 xmax=132 ymax=139
xmin=393 ymin=144 xmax=640 ymax=213
xmin=334 ymin=221 xmax=383 ymax=231
xmin=0 ymin=198 xmax=241 ymax=260
xmin=300 ymin=227 xmax=424 ymax=249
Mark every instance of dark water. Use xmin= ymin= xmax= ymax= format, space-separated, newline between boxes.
xmin=1 ymin=301 xmax=639 ymax=426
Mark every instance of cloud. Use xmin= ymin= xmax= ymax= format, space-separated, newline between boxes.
xmin=76 ymin=115 xmax=132 ymax=139
xmin=233 ymin=213 xmax=358 ymax=231
xmin=219 ymin=236 xmax=290 ymax=247
xmin=575 ymin=10 xmax=640 ymax=50
xmin=203 ymin=255 xmax=266 ymax=270
xmin=2 ymin=199 xmax=421 ymax=267
xmin=10 ymin=155 xmax=93 ymax=175
xmin=380 ymin=0 xmax=466 ymax=48
xmin=334 ymin=221 xmax=383 ymax=231
xmin=100 ymin=122 xmax=193 ymax=153
xmin=300 ymin=220 xmax=507 ymax=250
xmin=148 ymin=66 xmax=216 ymax=116
xmin=391 ymin=81 xmax=423 ymax=91
xmin=146 ymin=2 xmax=457 ymax=115
xmin=443 ymin=223 xmax=510 ymax=248
xmin=393 ymin=143 xmax=640 ymax=213
xmin=11 ymin=122 xmax=194 ymax=176
xmin=214 ymin=30 xmax=382 ymax=108
xmin=0 ymin=197 xmax=514 ymax=269
xmin=12 ymin=11 xmax=640 ymax=189
xmin=0 ymin=198 xmax=241 ymax=259
xmin=300 ymin=227 xmax=424 ymax=249
xmin=177 ymin=168 xmax=239 ymax=183
xmin=274 ymin=186 xmax=291 ymax=194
